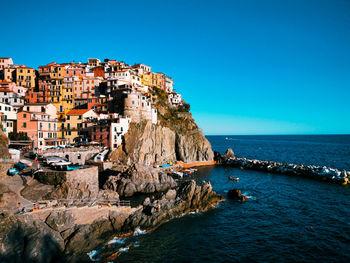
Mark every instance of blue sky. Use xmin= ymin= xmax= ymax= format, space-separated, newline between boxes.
xmin=1 ymin=0 xmax=349 ymax=135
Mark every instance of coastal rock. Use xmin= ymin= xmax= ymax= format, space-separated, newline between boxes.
xmin=228 ymin=189 xmax=249 ymax=202
xmin=0 ymin=183 xmax=19 ymax=208
xmin=110 ymin=119 xmax=214 ymax=164
xmin=103 ymin=163 xmax=177 ymax=197
xmin=214 ymin=148 xmax=234 ymax=164
xmin=122 ymin=180 xmax=224 ymax=232
xmin=0 ymin=214 xmax=65 ymax=262
xmin=45 ymin=210 xmax=75 ymax=233
xmin=223 ymin=148 xmax=235 ymax=160
xmin=221 ymin=149 xmax=350 ymax=185
xmin=165 ymin=189 xmax=176 ymax=200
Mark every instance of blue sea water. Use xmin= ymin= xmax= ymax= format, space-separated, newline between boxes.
xmin=113 ymin=135 xmax=350 ymax=262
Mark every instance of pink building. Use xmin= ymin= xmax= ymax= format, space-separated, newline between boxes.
xmin=17 ymin=103 xmax=66 ymax=150
xmin=65 ymin=64 xmax=86 ymax=77
xmin=0 ymin=81 xmax=27 ymax=97
xmin=73 ymin=77 xmax=102 ymax=99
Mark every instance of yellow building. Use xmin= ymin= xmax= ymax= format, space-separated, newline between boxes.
xmin=141 ymin=72 xmax=152 ymax=87
xmin=63 ymin=109 xmax=98 ymax=143
xmin=150 ymin=72 xmax=165 ymax=90
xmin=38 ymin=63 xmax=66 ymax=118
xmin=61 ymin=76 xmax=75 ymax=114
xmin=3 ymin=66 xmax=36 ymax=91
xmin=16 ymin=66 xmax=36 ymax=90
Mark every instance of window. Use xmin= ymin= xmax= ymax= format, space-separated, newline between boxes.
xmin=23 ymin=123 xmax=26 ymax=128
xmin=23 ymin=113 xmax=27 ymax=118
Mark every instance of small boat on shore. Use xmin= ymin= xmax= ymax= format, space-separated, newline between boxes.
xmin=66 ymin=165 xmax=82 ymax=171
xmin=229 ymin=176 xmax=239 ymax=181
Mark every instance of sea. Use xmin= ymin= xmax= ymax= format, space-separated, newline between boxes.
xmin=95 ymin=135 xmax=350 ymax=262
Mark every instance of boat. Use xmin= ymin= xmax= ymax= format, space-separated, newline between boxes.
xmin=8 ymin=168 xmax=19 ymax=176
xmin=66 ymin=165 xmax=82 ymax=171
xmin=51 ymin=160 xmax=72 ymax=167
xmin=229 ymin=176 xmax=239 ymax=181
xmin=20 ymin=159 xmax=32 ymax=167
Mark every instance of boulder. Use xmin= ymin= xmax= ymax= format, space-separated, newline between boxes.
xmin=223 ymin=148 xmax=235 ymax=160
xmin=227 ymin=189 xmax=249 ymax=202
xmin=103 ymin=164 xmax=178 ymax=197
xmin=164 ymin=189 xmax=176 ymax=200
xmin=45 ymin=210 xmax=75 ymax=233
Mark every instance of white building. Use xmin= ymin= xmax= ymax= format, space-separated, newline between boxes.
xmin=165 ymin=76 xmax=174 ymax=93
xmin=0 ymin=57 xmax=14 ymax=70
xmin=112 ymin=69 xmax=141 ymax=88
xmin=0 ymin=89 xmax=25 ymax=111
xmin=0 ymin=103 xmax=16 ymax=136
xmin=168 ymin=92 xmax=182 ymax=106
xmin=110 ymin=117 xmax=131 ymax=150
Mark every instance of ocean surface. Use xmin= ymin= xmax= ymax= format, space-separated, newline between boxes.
xmin=98 ymin=135 xmax=350 ymax=262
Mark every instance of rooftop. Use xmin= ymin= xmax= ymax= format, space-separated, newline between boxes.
xmin=66 ymin=109 xmax=91 ymax=115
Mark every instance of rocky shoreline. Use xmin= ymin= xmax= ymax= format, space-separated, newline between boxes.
xmin=216 ymin=148 xmax=350 ymax=185
xmin=0 ymin=179 xmax=224 ymax=262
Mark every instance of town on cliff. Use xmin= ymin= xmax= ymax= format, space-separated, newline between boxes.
xmin=0 ymin=57 xmax=187 ymax=152
xmin=0 ymin=57 xmax=221 ymax=262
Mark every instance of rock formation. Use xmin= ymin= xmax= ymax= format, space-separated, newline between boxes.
xmin=123 ymin=180 xmax=224 ymax=232
xmin=110 ymin=89 xmax=214 ymax=164
xmin=227 ymin=189 xmax=249 ymax=202
xmin=216 ymin=148 xmax=350 ymax=185
xmin=110 ymin=120 xmax=213 ymax=165
xmin=103 ymin=163 xmax=177 ymax=197
xmin=0 ymin=180 xmax=224 ymax=262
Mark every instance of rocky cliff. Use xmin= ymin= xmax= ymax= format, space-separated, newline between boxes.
xmin=103 ymin=163 xmax=177 ymax=197
xmin=0 ymin=180 xmax=224 ymax=262
xmin=110 ymin=88 xmax=214 ymax=164
xmin=0 ymin=130 xmax=11 ymax=179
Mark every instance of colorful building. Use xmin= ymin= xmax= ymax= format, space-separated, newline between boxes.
xmin=16 ymin=103 xmax=64 ymax=150
xmin=38 ymin=62 xmax=66 ymax=118
xmin=0 ymin=57 xmax=14 ymax=70
xmin=15 ymin=66 xmax=36 ymax=91
xmin=63 ymin=109 xmax=98 ymax=143
xmin=0 ymin=103 xmax=16 ymax=136
xmin=85 ymin=117 xmax=131 ymax=149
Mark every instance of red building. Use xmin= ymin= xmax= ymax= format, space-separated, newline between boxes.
xmin=89 ymin=125 xmax=109 ymax=146
xmin=93 ymin=67 xmax=105 ymax=78
xmin=25 ymin=92 xmax=45 ymax=104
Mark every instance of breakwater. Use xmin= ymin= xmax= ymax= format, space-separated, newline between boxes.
xmin=225 ymin=157 xmax=349 ymax=185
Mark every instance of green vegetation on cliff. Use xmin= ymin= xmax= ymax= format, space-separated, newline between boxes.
xmin=151 ymin=87 xmax=197 ymax=135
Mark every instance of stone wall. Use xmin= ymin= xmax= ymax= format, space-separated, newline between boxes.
xmin=65 ymin=166 xmax=99 ymax=195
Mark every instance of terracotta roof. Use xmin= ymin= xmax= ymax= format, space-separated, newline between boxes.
xmin=66 ymin=109 xmax=90 ymax=115
xmin=17 ymin=65 xmax=34 ymax=69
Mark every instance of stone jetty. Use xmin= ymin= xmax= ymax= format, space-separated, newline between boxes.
xmin=216 ymin=149 xmax=349 ymax=185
